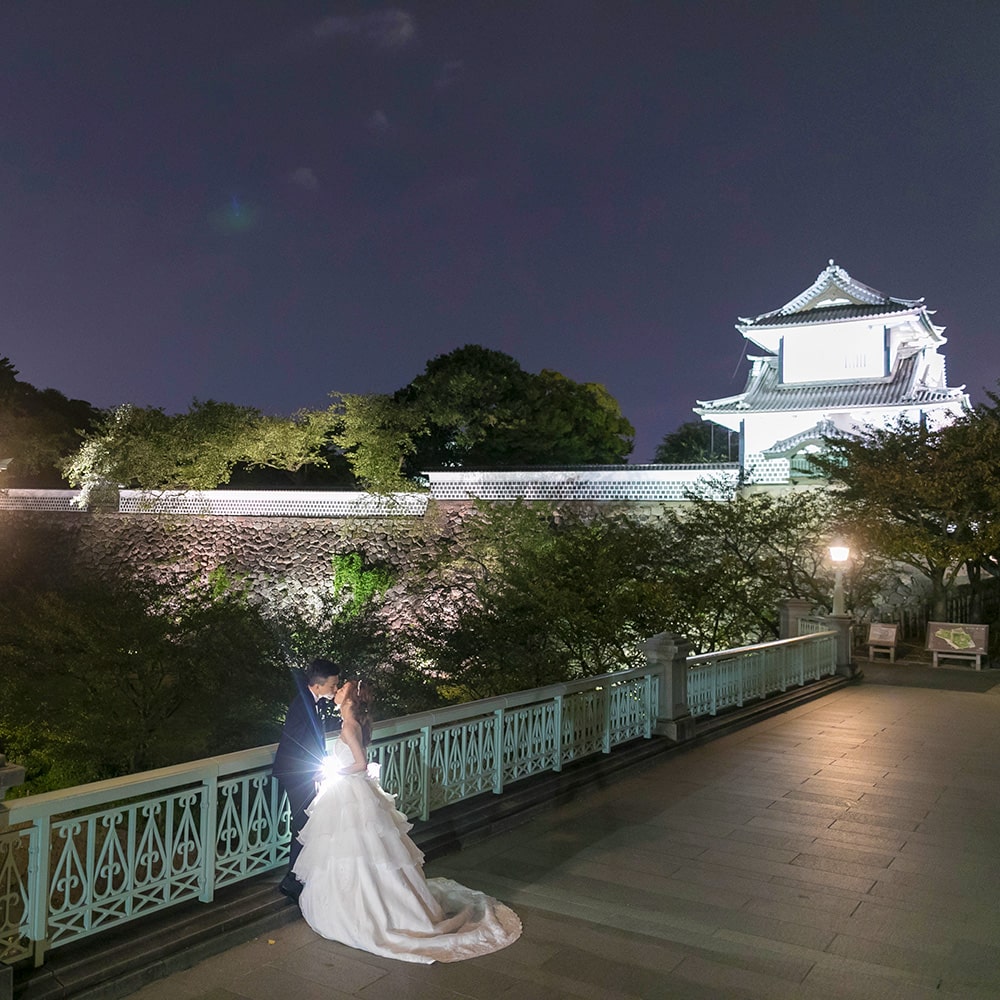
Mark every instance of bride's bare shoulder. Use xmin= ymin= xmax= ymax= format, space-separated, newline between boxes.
xmin=341 ymin=718 xmax=363 ymax=740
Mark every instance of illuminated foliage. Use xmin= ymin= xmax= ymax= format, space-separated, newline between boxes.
xmin=409 ymin=501 xmax=671 ymax=699
xmin=330 ymin=392 xmax=427 ymax=494
xmin=653 ymin=482 xmax=885 ymax=650
xmin=332 ymin=552 xmax=394 ymax=617
xmin=813 ymin=411 xmax=1000 ymax=618
xmin=63 ymin=399 xmax=341 ymax=501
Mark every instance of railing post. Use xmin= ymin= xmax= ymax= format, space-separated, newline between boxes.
xmin=27 ymin=816 xmax=50 ymax=968
xmin=643 ymin=677 xmax=653 ymax=739
xmin=0 ymin=754 xmax=25 ymax=810
xmin=199 ymin=773 xmax=218 ymax=903
xmin=419 ymin=726 xmax=432 ymax=822
xmin=780 ymin=598 xmax=814 ymax=639
xmin=1 ymin=755 xmax=25 ymax=1000
xmin=493 ymin=709 xmax=504 ymax=795
xmin=643 ymin=632 xmax=697 ymax=743
xmin=602 ymin=686 xmax=612 ymax=754
xmin=553 ymin=696 xmax=564 ymax=772
xmin=822 ymin=614 xmax=858 ymax=677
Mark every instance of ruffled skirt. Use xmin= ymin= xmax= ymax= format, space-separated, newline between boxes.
xmin=293 ymin=770 xmax=521 ymax=964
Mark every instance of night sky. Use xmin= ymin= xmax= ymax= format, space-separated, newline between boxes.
xmin=2 ymin=2 xmax=998 ymax=462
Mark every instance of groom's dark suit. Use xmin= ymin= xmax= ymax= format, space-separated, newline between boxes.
xmin=273 ymin=678 xmax=341 ymax=883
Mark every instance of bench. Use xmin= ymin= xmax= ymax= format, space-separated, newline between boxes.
xmin=926 ymin=622 xmax=989 ymax=670
xmin=867 ymin=623 xmax=898 ymax=662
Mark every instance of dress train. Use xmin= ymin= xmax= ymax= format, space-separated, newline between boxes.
xmin=293 ymin=742 xmax=521 ymax=964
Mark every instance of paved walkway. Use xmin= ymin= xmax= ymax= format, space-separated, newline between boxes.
xmin=126 ymin=665 xmax=1000 ymax=1000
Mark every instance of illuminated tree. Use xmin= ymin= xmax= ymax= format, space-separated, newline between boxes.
xmin=63 ymin=399 xmax=340 ymax=502
xmin=814 ymin=411 xmax=1000 ymax=619
xmin=330 ymin=392 xmax=428 ymax=494
xmin=409 ymin=501 xmax=671 ymax=699
xmin=654 ymin=481 xmax=889 ymax=650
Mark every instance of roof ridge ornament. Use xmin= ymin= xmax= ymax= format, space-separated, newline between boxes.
xmin=739 ymin=262 xmax=922 ymax=329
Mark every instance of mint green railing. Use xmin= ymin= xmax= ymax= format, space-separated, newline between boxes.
xmin=1 ymin=631 xmax=837 ymax=970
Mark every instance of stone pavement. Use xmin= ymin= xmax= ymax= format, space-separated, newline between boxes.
xmin=124 ymin=664 xmax=1000 ymax=1000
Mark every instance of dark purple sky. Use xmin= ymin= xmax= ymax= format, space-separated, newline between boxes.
xmin=2 ymin=2 xmax=998 ymax=461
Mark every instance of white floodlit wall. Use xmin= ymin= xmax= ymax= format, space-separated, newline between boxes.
xmin=425 ymin=465 xmax=740 ymax=502
xmin=0 ymin=489 xmax=82 ymax=511
xmin=0 ymin=489 xmax=428 ymax=516
xmin=0 ymin=467 xmax=744 ymax=514
xmin=116 ymin=490 xmax=429 ymax=517
xmin=743 ymin=455 xmax=792 ymax=484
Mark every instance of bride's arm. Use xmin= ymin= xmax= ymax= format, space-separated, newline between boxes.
xmin=338 ymin=721 xmax=368 ymax=773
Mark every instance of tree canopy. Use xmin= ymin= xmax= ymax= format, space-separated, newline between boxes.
xmin=47 ymin=346 xmax=633 ymax=496
xmin=335 ymin=345 xmax=634 ymax=490
xmin=330 ymin=392 xmax=427 ymax=494
xmin=814 ymin=410 xmax=1000 ymax=618
xmin=0 ymin=357 xmax=102 ymax=485
xmin=654 ymin=420 xmax=737 ymax=464
xmin=653 ymin=482 xmax=868 ymax=650
xmin=407 ymin=500 xmax=672 ymax=698
xmin=63 ymin=399 xmax=342 ymax=502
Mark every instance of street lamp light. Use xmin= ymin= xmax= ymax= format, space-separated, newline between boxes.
xmin=829 ymin=541 xmax=850 ymax=616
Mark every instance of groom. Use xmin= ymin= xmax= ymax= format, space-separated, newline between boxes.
xmin=273 ymin=658 xmax=341 ymax=899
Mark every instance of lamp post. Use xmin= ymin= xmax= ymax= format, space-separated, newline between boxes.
xmin=826 ymin=540 xmax=856 ymax=677
xmin=829 ymin=542 xmax=849 ymax=617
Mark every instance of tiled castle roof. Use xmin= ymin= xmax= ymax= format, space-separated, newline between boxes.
xmin=742 ymin=301 xmax=914 ymax=329
xmin=739 ymin=261 xmax=922 ymax=330
xmin=697 ymin=355 xmax=966 ymax=415
xmin=762 ymin=420 xmax=844 ymax=458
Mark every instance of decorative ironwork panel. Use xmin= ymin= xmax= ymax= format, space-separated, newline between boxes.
xmin=0 ymin=825 xmax=31 ymax=964
xmin=608 ymin=677 xmax=654 ymax=744
xmin=715 ymin=657 xmax=743 ymax=710
xmin=372 ymin=735 xmax=427 ymax=819
xmin=686 ymin=665 xmax=713 ymax=717
xmin=797 ymin=617 xmax=830 ymax=636
xmin=501 ymin=704 xmax=558 ymax=784
xmin=687 ymin=635 xmax=836 ymax=717
xmin=46 ymin=788 xmax=205 ymax=948
xmin=215 ymin=773 xmax=284 ymax=887
xmin=562 ymin=690 xmax=606 ymax=760
xmin=428 ymin=717 xmax=498 ymax=808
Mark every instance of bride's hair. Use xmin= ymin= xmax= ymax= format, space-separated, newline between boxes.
xmin=340 ymin=679 xmax=374 ymax=745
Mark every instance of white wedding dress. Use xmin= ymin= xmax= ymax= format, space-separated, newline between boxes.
xmin=292 ymin=739 xmax=522 ymax=964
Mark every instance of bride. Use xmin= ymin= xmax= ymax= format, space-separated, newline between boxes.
xmin=292 ymin=680 xmax=522 ymax=963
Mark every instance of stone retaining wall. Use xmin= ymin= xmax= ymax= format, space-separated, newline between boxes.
xmin=0 ymin=504 xmax=479 ymax=623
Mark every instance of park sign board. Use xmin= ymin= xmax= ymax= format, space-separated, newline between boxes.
xmin=926 ymin=622 xmax=989 ymax=669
